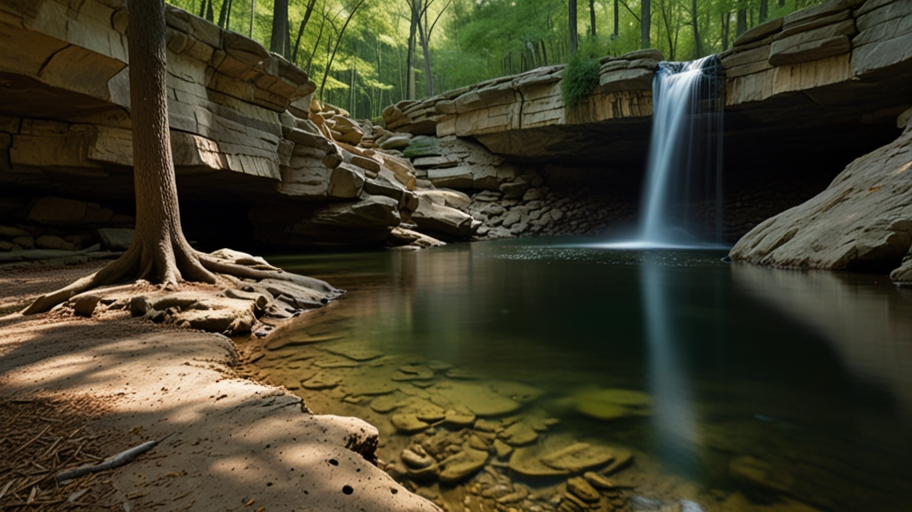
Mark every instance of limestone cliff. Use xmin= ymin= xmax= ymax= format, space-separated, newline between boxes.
xmin=0 ymin=0 xmax=472 ymax=249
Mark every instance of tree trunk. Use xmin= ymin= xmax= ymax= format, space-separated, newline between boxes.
xmin=249 ymin=0 xmax=255 ymax=37
xmin=406 ymin=0 xmax=419 ymax=100
xmin=759 ymin=0 xmax=769 ymax=23
xmin=205 ymin=0 xmax=215 ymax=22
xmin=292 ymin=0 xmax=318 ymax=64
xmin=418 ymin=12 xmax=434 ymax=97
xmin=641 ymin=0 xmax=650 ymax=49
xmin=588 ymin=0 xmax=596 ymax=38
xmin=613 ymin=0 xmax=619 ymax=38
xmin=736 ymin=7 xmax=747 ymax=37
xmin=569 ymin=0 xmax=578 ymax=54
xmin=691 ymin=0 xmax=702 ymax=57
xmin=270 ymin=0 xmax=289 ymax=59
xmin=721 ymin=11 xmax=730 ymax=51
xmin=319 ymin=0 xmax=366 ymax=100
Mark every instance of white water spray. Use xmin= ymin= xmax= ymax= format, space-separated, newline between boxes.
xmin=605 ymin=56 xmax=725 ymax=249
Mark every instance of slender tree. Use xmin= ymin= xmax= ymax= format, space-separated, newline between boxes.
xmin=271 ymin=0 xmax=291 ymax=59
xmin=613 ymin=0 xmax=619 ymax=38
xmin=292 ymin=0 xmax=319 ymax=64
xmin=23 ymin=0 xmax=293 ymax=314
xmin=691 ymin=0 xmax=702 ymax=57
xmin=569 ymin=0 xmax=578 ymax=54
xmin=249 ymin=0 xmax=256 ymax=37
xmin=588 ymin=0 xmax=596 ymax=38
xmin=641 ymin=0 xmax=651 ymax=48
xmin=759 ymin=0 xmax=769 ymax=23
xmin=319 ymin=0 xmax=367 ymax=99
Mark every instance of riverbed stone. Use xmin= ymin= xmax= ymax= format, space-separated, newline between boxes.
xmin=322 ymin=343 xmax=383 ymax=361
xmin=566 ymin=477 xmax=600 ymax=502
xmin=541 ymin=442 xmax=616 ymax=472
xmin=439 ymin=446 xmax=489 ymax=483
xmin=499 ymin=421 xmax=539 ymax=446
xmin=369 ymin=394 xmax=401 ymax=413
xmin=494 ymin=439 xmax=514 ymax=459
xmin=430 ymin=382 xmax=521 ymax=416
xmin=391 ymin=412 xmax=430 ymax=434
xmin=574 ymin=387 xmax=652 ymax=420
xmin=442 ymin=407 xmax=475 ymax=428
xmin=402 ymin=445 xmax=436 ymax=469
xmin=301 ymin=371 xmax=342 ymax=390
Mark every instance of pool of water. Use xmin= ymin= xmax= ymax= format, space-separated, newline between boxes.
xmin=249 ymin=238 xmax=912 ymax=512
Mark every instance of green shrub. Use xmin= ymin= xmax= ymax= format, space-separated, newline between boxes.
xmin=560 ymin=52 xmax=600 ymax=108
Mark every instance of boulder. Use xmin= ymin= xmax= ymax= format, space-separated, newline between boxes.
xmin=412 ymin=198 xmax=479 ymax=238
xmin=730 ymin=126 xmax=912 ymax=284
xmin=439 ymin=446 xmax=488 ymax=484
xmin=35 ymin=235 xmax=76 ymax=251
xmin=97 ymin=228 xmax=134 ymax=250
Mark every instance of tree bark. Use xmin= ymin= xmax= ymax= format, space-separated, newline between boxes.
xmin=270 ymin=0 xmax=290 ymax=59
xmin=588 ymin=0 xmax=596 ymax=38
xmin=736 ymin=7 xmax=747 ymax=37
xmin=759 ymin=0 xmax=769 ymax=23
xmin=292 ymin=0 xmax=318 ymax=64
xmin=319 ymin=0 xmax=366 ymax=100
xmin=217 ymin=0 xmax=232 ymax=29
xmin=249 ymin=0 xmax=255 ymax=37
xmin=405 ymin=0 xmax=419 ymax=100
xmin=569 ymin=0 xmax=578 ymax=54
xmin=641 ymin=0 xmax=650 ymax=49
xmin=691 ymin=0 xmax=702 ymax=57
xmin=418 ymin=12 xmax=434 ymax=96
xmin=613 ymin=0 xmax=619 ymax=38
xmin=721 ymin=11 xmax=730 ymax=51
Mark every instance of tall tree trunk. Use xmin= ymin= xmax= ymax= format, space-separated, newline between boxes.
xmin=721 ymin=11 xmax=730 ymax=51
xmin=292 ymin=0 xmax=318 ymax=64
xmin=199 ymin=0 xmax=208 ymax=18
xmin=319 ymin=0 xmax=366 ymax=99
xmin=406 ymin=0 xmax=419 ymax=100
xmin=641 ymin=0 xmax=651 ymax=49
xmin=759 ymin=0 xmax=769 ymax=23
xmin=588 ymin=0 xmax=596 ymax=37
xmin=217 ymin=0 xmax=230 ymax=28
xmin=613 ymin=0 xmax=619 ymax=38
xmin=569 ymin=0 xmax=578 ymax=54
xmin=206 ymin=0 xmax=215 ymax=22
xmin=271 ymin=0 xmax=289 ymax=58
xmin=736 ymin=7 xmax=747 ymax=37
xmin=249 ymin=0 xmax=255 ymax=37
xmin=691 ymin=0 xmax=702 ymax=57
xmin=418 ymin=12 xmax=434 ymax=96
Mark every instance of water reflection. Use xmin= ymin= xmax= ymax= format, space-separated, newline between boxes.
xmin=732 ymin=263 xmax=912 ymax=423
xmin=641 ymin=259 xmax=700 ymax=474
xmin=258 ymin=240 xmax=912 ymax=511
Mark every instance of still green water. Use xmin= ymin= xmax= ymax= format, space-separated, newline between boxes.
xmin=252 ymin=238 xmax=912 ymax=511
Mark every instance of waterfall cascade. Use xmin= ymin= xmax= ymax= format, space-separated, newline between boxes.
xmin=609 ymin=56 xmax=725 ymax=248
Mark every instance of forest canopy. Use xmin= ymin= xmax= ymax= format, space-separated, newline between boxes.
xmin=166 ymin=0 xmax=831 ymax=120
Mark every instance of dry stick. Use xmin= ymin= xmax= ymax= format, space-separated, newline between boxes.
xmin=55 ymin=434 xmax=172 ymax=483
xmin=11 ymin=425 xmax=52 ymax=457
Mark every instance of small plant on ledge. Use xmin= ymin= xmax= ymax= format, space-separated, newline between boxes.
xmin=560 ymin=50 xmax=600 ymax=108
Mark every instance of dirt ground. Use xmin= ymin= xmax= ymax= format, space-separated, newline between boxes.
xmin=0 ymin=263 xmax=438 ymax=511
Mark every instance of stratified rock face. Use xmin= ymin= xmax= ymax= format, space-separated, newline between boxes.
xmin=379 ymin=50 xmax=658 ymax=165
xmin=0 ymin=0 xmax=473 ymax=248
xmin=730 ymin=119 xmax=912 ymax=282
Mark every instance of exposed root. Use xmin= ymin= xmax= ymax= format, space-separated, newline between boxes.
xmin=21 ymin=242 xmax=336 ymax=317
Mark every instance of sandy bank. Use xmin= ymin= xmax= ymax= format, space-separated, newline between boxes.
xmin=0 ymin=262 xmax=438 ymax=511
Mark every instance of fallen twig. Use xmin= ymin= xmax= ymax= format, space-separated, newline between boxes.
xmin=56 ymin=433 xmax=173 ymax=483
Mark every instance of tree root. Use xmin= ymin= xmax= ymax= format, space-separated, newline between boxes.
xmin=21 ymin=243 xmax=332 ymax=315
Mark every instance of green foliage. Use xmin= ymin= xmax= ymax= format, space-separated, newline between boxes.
xmin=163 ymin=0 xmax=833 ymax=118
xmin=560 ymin=51 xmax=600 ymax=108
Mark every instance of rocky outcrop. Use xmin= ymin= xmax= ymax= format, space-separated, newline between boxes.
xmin=730 ymin=115 xmax=912 ymax=282
xmin=380 ymin=50 xmax=658 ymax=165
xmin=0 ymin=0 xmax=474 ymax=249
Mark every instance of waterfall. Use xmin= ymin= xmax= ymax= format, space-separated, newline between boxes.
xmin=611 ymin=56 xmax=725 ymax=249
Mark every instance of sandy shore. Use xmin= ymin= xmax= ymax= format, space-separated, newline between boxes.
xmin=0 ymin=262 xmax=438 ymax=511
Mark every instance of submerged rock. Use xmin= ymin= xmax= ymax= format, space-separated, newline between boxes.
xmin=573 ymin=387 xmax=652 ymax=421
xmin=439 ymin=446 xmax=488 ymax=483
xmin=540 ymin=442 xmax=616 ymax=472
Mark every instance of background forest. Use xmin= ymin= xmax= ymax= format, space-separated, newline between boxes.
xmin=166 ymin=0 xmax=830 ymax=120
